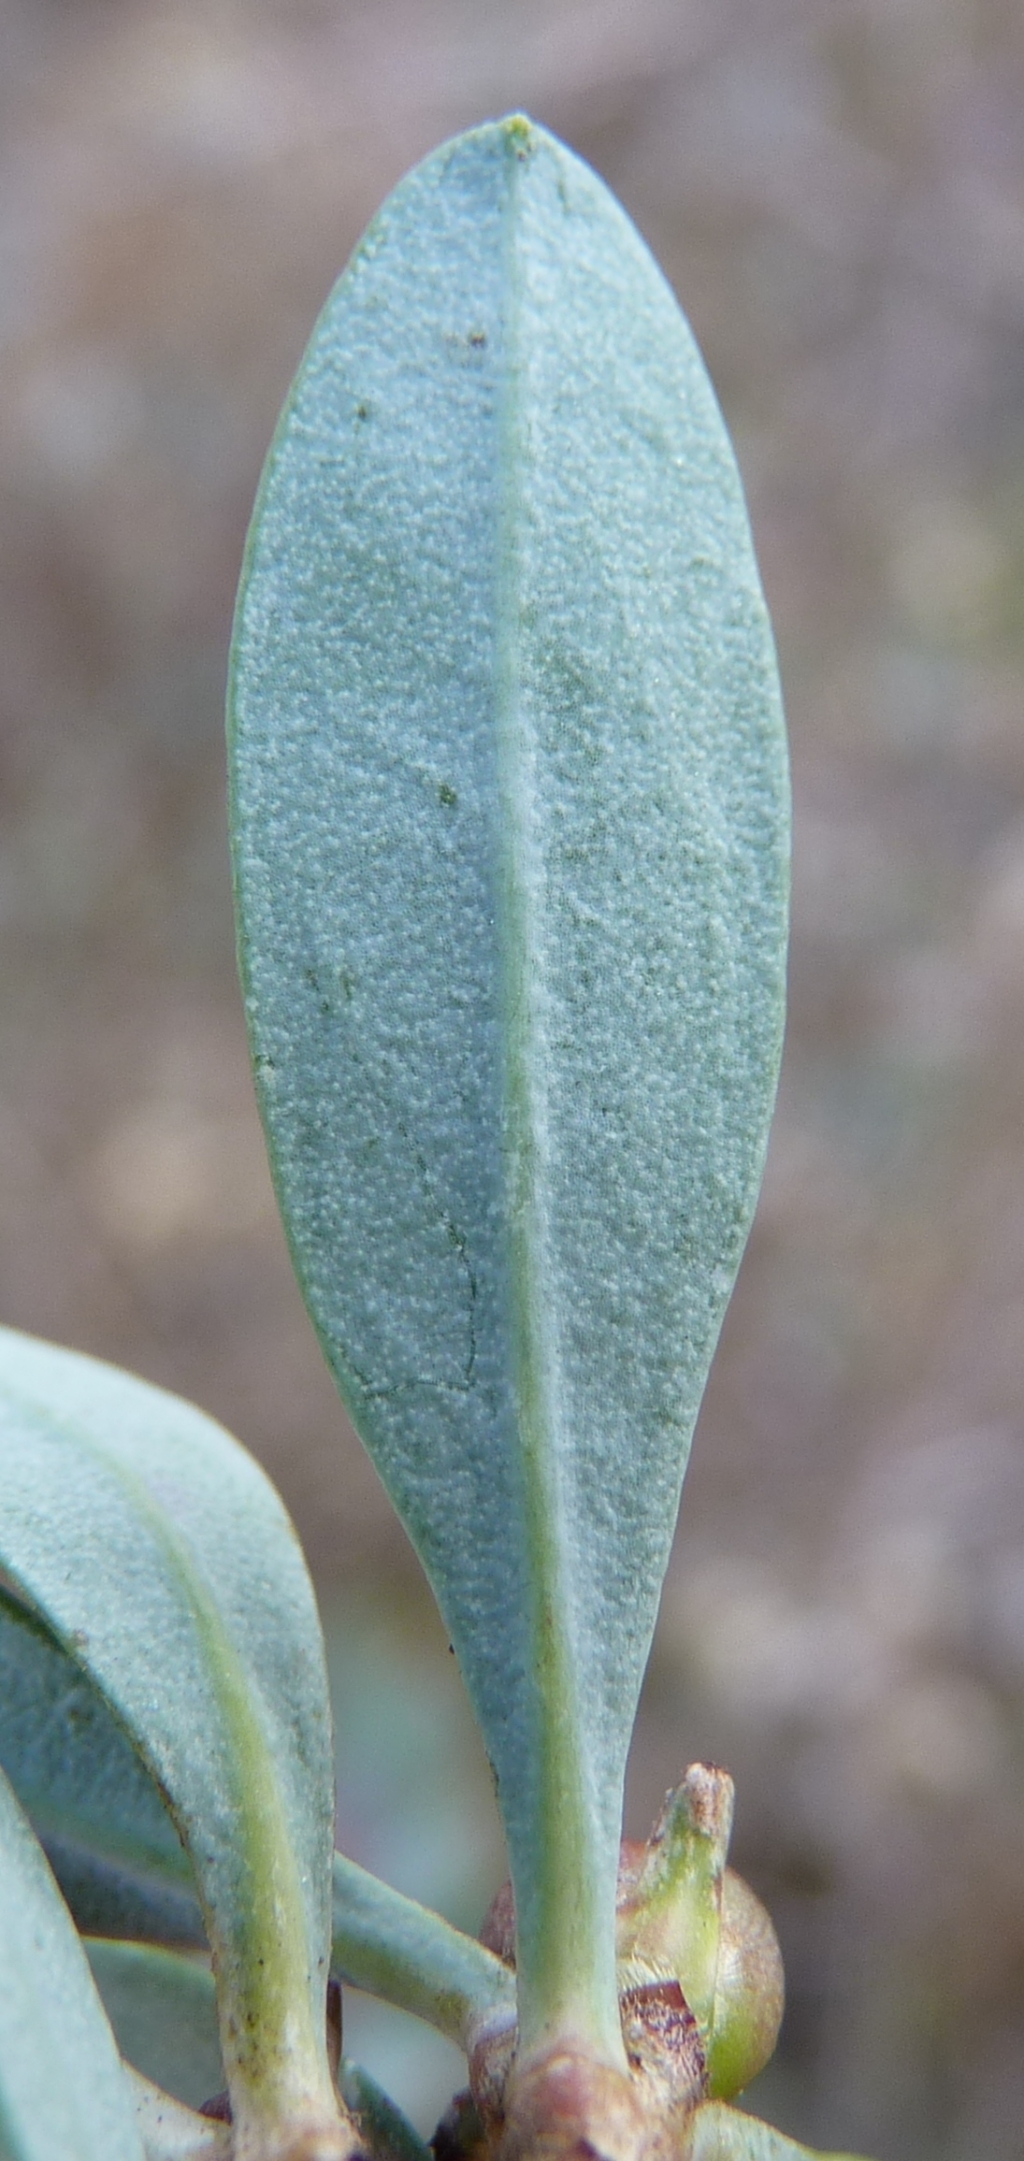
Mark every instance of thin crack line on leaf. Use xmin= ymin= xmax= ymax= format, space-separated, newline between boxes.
xmin=336 ymin=1349 xmax=476 ymax=1405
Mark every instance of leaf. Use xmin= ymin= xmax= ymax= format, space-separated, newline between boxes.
xmin=337 ymin=2059 xmax=434 ymax=2161
xmin=0 ymin=1762 xmax=144 ymax=2161
xmin=0 ymin=1585 xmax=195 ymax=1905
xmin=0 ymin=1583 xmax=511 ymax=2044
xmin=85 ymin=1941 xmax=223 ymax=2112
xmin=42 ymin=1836 xmax=206 ymax=1949
xmin=230 ymin=114 xmax=788 ymax=2060
xmin=0 ymin=1580 xmax=204 ymax=1946
xmin=0 ymin=1325 xmax=348 ymax=2158
xmin=688 ymin=2105 xmax=874 ymax=2161
xmin=332 ymin=1852 xmax=514 ymax=2048
xmin=108 ymin=1971 xmax=437 ymax=2161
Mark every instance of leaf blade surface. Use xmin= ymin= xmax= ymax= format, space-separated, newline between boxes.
xmin=0 ymin=1326 xmax=340 ymax=2149
xmin=0 ymin=1585 xmax=507 ymax=2038
xmin=0 ymin=1584 xmax=191 ymax=1895
xmin=85 ymin=1941 xmax=223 ymax=2110
xmin=230 ymin=115 xmax=788 ymax=2052
xmin=0 ymin=1763 xmax=144 ymax=2161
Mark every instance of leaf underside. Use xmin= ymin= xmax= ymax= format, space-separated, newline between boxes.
xmin=0 ymin=1580 xmax=511 ymax=2045
xmin=85 ymin=1939 xmax=224 ymax=2111
xmin=230 ymin=114 xmax=788 ymax=2048
xmin=0 ymin=1763 xmax=144 ymax=2161
xmin=0 ymin=1325 xmax=338 ymax=2138
xmin=0 ymin=1584 xmax=194 ymax=1903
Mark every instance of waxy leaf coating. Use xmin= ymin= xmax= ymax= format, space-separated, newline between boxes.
xmin=230 ymin=116 xmax=788 ymax=2050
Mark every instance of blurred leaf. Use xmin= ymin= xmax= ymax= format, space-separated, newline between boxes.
xmin=0 ymin=1762 xmax=143 ymax=2161
xmin=338 ymin=2057 xmax=434 ymax=2161
xmin=0 ymin=1325 xmax=345 ymax=2154
xmin=689 ymin=2102 xmax=873 ymax=2161
xmin=85 ymin=1941 xmax=222 ymax=2111
xmin=230 ymin=114 xmax=788 ymax=2056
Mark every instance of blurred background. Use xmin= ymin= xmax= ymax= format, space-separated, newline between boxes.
xmin=2 ymin=1 xmax=1024 ymax=2153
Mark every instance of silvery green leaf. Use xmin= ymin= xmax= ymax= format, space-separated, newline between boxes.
xmin=0 ymin=1762 xmax=144 ymax=2161
xmin=85 ymin=1942 xmax=222 ymax=2112
xmin=0 ymin=1325 xmax=346 ymax=2155
xmin=230 ymin=115 xmax=788 ymax=2056
xmin=42 ymin=1837 xmax=205 ymax=1949
xmin=689 ymin=2104 xmax=873 ymax=2161
xmin=332 ymin=1852 xmax=513 ymax=2047
xmin=0 ymin=1581 xmax=204 ymax=1946
xmin=0 ymin=1586 xmax=193 ymax=1900
xmin=0 ymin=1582 xmax=508 ymax=2039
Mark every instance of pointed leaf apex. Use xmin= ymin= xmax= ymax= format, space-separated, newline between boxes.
xmin=501 ymin=113 xmax=537 ymax=152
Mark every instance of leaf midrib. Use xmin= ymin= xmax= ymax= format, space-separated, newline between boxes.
xmin=493 ymin=129 xmax=625 ymax=2069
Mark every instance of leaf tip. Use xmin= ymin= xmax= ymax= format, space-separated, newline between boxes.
xmin=499 ymin=111 xmax=539 ymax=159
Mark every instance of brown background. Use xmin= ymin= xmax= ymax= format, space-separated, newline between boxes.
xmin=2 ymin=3 xmax=1024 ymax=2153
